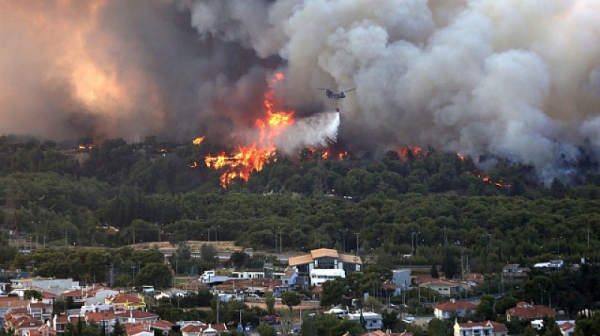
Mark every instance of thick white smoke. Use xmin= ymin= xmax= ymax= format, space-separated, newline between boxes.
xmin=3 ymin=1 xmax=600 ymax=183
xmin=186 ymin=0 xmax=600 ymax=183
xmin=275 ymin=112 xmax=340 ymax=155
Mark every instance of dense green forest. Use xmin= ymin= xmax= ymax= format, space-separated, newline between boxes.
xmin=1 ymin=135 xmax=600 ymax=275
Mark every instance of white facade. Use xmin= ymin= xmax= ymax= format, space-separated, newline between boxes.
xmin=348 ymin=312 xmax=383 ymax=331
xmin=309 ymin=269 xmax=345 ymax=286
xmin=84 ymin=289 xmax=120 ymax=306
xmin=231 ymin=271 xmax=286 ymax=279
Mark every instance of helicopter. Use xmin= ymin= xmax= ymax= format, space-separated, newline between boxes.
xmin=317 ymin=87 xmax=356 ymax=99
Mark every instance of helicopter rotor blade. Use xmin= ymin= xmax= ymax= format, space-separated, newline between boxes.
xmin=342 ymin=88 xmax=356 ymax=93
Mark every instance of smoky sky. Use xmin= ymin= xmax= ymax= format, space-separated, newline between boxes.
xmin=2 ymin=0 xmax=600 ymax=182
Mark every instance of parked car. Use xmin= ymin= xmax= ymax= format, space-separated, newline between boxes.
xmin=262 ymin=315 xmax=280 ymax=325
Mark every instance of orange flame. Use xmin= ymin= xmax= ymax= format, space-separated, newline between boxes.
xmin=457 ymin=153 xmax=465 ymax=161
xmin=192 ymin=136 xmax=205 ymax=146
xmin=322 ymin=150 xmax=330 ymax=159
xmin=399 ymin=145 xmax=424 ymax=160
xmin=478 ymin=173 xmax=511 ymax=188
xmin=204 ymin=73 xmax=294 ymax=187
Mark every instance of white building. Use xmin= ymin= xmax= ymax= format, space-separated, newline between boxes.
xmin=288 ymin=248 xmax=362 ymax=286
xmin=309 ymin=269 xmax=345 ymax=286
xmin=10 ymin=278 xmax=80 ymax=297
xmin=434 ymin=300 xmax=477 ymax=319
xmin=454 ymin=320 xmax=509 ymax=336
xmin=348 ymin=312 xmax=383 ymax=331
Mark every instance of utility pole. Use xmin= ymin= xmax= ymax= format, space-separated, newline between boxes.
xmin=279 ymin=229 xmax=283 ymax=254
xmin=216 ymin=295 xmax=220 ymax=324
xmin=355 ymin=233 xmax=360 ymax=255
xmin=109 ymin=263 xmax=114 ymax=287
xmin=588 ymin=228 xmax=590 ymax=250
xmin=460 ymin=252 xmax=464 ymax=300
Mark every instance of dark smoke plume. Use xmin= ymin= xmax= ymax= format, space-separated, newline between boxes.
xmin=2 ymin=0 xmax=600 ymax=183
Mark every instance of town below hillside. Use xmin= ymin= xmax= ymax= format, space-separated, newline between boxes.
xmin=0 ymin=244 xmax=598 ymax=335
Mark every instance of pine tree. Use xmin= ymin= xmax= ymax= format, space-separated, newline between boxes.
xmin=111 ymin=320 xmax=126 ymax=336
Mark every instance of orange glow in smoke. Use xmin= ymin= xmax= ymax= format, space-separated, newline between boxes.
xmin=192 ymin=136 xmax=205 ymax=146
xmin=204 ymin=73 xmax=294 ymax=188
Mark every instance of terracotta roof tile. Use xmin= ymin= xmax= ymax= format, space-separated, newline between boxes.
xmin=434 ymin=301 xmax=477 ymax=310
xmin=311 ymin=248 xmax=339 ymax=259
xmin=338 ymin=253 xmax=362 ymax=264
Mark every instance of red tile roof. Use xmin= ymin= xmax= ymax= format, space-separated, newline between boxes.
xmin=151 ymin=320 xmax=173 ymax=330
xmin=115 ymin=310 xmax=158 ymax=319
xmin=506 ymin=302 xmax=555 ymax=319
xmin=181 ymin=323 xmax=226 ymax=333
xmin=85 ymin=311 xmax=116 ymax=322
xmin=559 ymin=321 xmax=576 ymax=333
xmin=62 ymin=290 xmax=84 ymax=297
xmin=111 ymin=293 xmax=143 ymax=304
xmin=434 ymin=301 xmax=477 ymax=310
xmin=54 ymin=316 xmax=69 ymax=324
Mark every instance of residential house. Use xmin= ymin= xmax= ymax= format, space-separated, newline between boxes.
xmin=557 ymin=321 xmax=576 ymax=336
xmin=501 ymin=264 xmax=530 ymax=281
xmin=181 ymin=323 xmax=227 ymax=336
xmin=392 ymin=269 xmax=411 ymax=288
xmin=309 ymin=269 xmax=345 ymax=287
xmin=454 ymin=320 xmax=509 ymax=336
xmin=281 ymin=270 xmax=298 ymax=287
xmin=84 ymin=288 xmax=120 ymax=306
xmin=25 ymin=324 xmax=57 ymax=336
xmin=0 ymin=297 xmax=29 ymax=325
xmin=27 ymin=302 xmax=52 ymax=321
xmin=348 ymin=312 xmax=383 ymax=331
xmin=52 ymin=315 xmax=69 ymax=334
xmin=5 ymin=314 xmax=43 ymax=336
xmin=506 ymin=302 xmax=555 ymax=321
xmin=10 ymin=278 xmax=79 ymax=298
xmin=420 ymin=280 xmax=461 ymax=297
xmin=61 ymin=290 xmax=86 ymax=306
xmin=288 ymin=248 xmax=362 ymax=286
xmin=106 ymin=293 xmax=146 ymax=310
xmin=533 ymin=260 xmax=563 ymax=270
xmin=84 ymin=310 xmax=117 ymax=333
xmin=41 ymin=292 xmax=57 ymax=305
xmin=434 ymin=300 xmax=477 ymax=319
xmin=115 ymin=310 xmax=159 ymax=324
xmin=122 ymin=322 xmax=157 ymax=336
xmin=361 ymin=331 xmax=414 ymax=336
xmin=382 ymin=283 xmax=402 ymax=297
xmin=154 ymin=288 xmax=188 ymax=301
